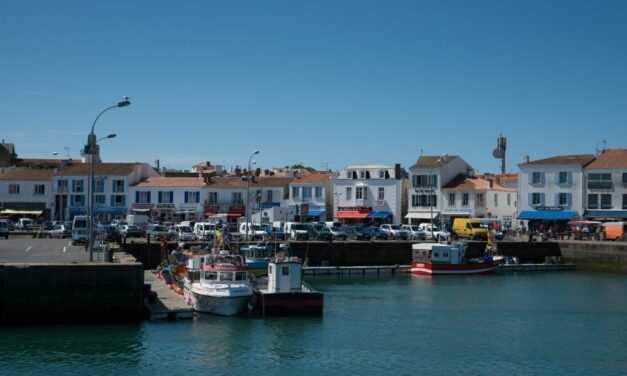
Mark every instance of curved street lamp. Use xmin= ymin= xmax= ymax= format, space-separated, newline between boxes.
xmin=429 ymin=153 xmax=449 ymax=241
xmin=245 ymin=150 xmax=260 ymax=240
xmin=87 ymin=97 xmax=130 ymax=262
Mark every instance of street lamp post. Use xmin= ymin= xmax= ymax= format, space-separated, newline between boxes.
xmin=429 ymin=154 xmax=449 ymax=241
xmin=87 ymin=97 xmax=130 ymax=261
xmin=245 ymin=150 xmax=260 ymax=241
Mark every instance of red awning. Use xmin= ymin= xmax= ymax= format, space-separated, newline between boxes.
xmin=227 ymin=212 xmax=242 ymax=217
xmin=336 ymin=211 xmax=370 ymax=219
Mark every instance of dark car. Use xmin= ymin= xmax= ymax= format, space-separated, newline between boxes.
xmin=95 ymin=225 xmax=122 ymax=243
xmin=364 ymin=226 xmax=389 ymax=240
xmin=119 ymin=225 xmax=143 ymax=239
xmin=345 ymin=225 xmax=371 ymax=240
xmin=262 ymin=225 xmax=286 ymax=241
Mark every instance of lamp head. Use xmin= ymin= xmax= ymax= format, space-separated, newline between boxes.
xmin=52 ymin=152 xmax=58 ymax=156
xmin=251 ymin=160 xmax=257 ymax=165
xmin=107 ymin=133 xmax=117 ymax=139
xmin=253 ymin=150 xmax=260 ymax=155
xmin=118 ymin=97 xmax=131 ymax=107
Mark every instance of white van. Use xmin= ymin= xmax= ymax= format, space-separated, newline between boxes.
xmin=239 ymin=222 xmax=267 ymax=240
xmin=194 ymin=222 xmax=215 ymax=240
xmin=17 ymin=218 xmax=33 ymax=230
xmin=126 ymin=214 xmax=149 ymax=226
xmin=285 ymin=222 xmax=308 ymax=240
xmin=72 ymin=215 xmax=88 ymax=245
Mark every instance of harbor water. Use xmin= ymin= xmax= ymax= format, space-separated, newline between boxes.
xmin=1 ymin=272 xmax=626 ymax=375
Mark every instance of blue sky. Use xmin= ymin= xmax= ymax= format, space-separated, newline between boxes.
xmin=2 ymin=0 xmax=626 ymax=173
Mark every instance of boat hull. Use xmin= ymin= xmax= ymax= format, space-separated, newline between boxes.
xmin=252 ymin=291 xmax=324 ymax=316
xmin=411 ymin=261 xmax=498 ymax=276
xmin=191 ymin=292 xmax=252 ymax=316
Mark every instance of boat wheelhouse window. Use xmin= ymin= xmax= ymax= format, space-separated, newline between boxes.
xmin=434 ymin=252 xmax=439 ymax=257
xmin=443 ymin=253 xmax=448 ymax=257
xmin=269 ymin=265 xmax=273 ymax=274
xmin=204 ymin=272 xmax=217 ymax=280
xmin=219 ymin=272 xmax=234 ymax=281
xmin=235 ymin=272 xmax=247 ymax=281
xmin=282 ymin=266 xmax=290 ymax=276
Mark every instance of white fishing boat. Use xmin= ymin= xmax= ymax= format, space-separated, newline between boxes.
xmin=184 ymin=250 xmax=253 ymax=316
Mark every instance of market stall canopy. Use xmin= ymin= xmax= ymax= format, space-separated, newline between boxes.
xmin=517 ymin=211 xmax=576 ymax=220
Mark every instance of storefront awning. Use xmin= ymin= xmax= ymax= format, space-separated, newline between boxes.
xmin=132 ymin=208 xmax=151 ymax=212
xmin=336 ymin=211 xmax=370 ymax=219
xmin=0 ymin=209 xmax=43 ymax=215
xmin=405 ymin=212 xmax=438 ymax=219
xmin=305 ymin=209 xmax=323 ymax=217
xmin=227 ymin=212 xmax=242 ymax=217
xmin=368 ymin=211 xmax=391 ymax=218
xmin=517 ymin=210 xmax=576 ymax=220
xmin=584 ymin=210 xmax=627 ymax=219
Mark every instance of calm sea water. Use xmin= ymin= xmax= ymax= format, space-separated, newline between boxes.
xmin=1 ymin=272 xmax=626 ymax=376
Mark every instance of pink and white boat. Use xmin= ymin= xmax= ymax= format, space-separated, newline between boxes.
xmin=411 ymin=242 xmax=499 ymax=276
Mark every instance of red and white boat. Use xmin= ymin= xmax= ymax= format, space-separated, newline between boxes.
xmin=411 ymin=242 xmax=499 ymax=276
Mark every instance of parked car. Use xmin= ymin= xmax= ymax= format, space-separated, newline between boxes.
xmin=346 ymin=225 xmax=371 ymax=240
xmin=146 ymin=224 xmax=169 ymax=240
xmin=306 ymin=223 xmax=332 ymax=241
xmin=364 ymin=226 xmax=389 ymax=240
xmin=0 ymin=220 xmax=9 ymax=239
xmin=401 ymin=225 xmax=426 ymax=240
xmin=288 ymin=223 xmax=309 ymax=240
xmin=419 ymin=223 xmax=452 ymax=241
xmin=193 ymin=222 xmax=216 ymax=240
xmin=95 ymin=225 xmax=122 ymax=243
xmin=379 ymin=224 xmax=408 ymax=240
xmin=173 ymin=225 xmax=197 ymax=241
xmin=48 ymin=224 xmax=71 ymax=239
xmin=119 ymin=224 xmax=143 ymax=239
xmin=327 ymin=226 xmax=348 ymax=240
xmin=261 ymin=225 xmax=286 ymax=241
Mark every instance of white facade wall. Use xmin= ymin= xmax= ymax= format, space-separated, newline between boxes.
xmin=407 ymin=157 xmax=472 ymax=223
xmin=129 ymin=186 xmax=204 ymax=220
xmin=0 ymin=179 xmax=53 ymax=210
xmin=518 ymin=164 xmax=585 ymax=217
xmin=333 ymin=165 xmax=402 ymax=224
xmin=583 ymin=168 xmax=627 ymax=212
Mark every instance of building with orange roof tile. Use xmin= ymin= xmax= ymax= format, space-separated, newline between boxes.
xmin=441 ymin=175 xmax=517 ymax=228
xmin=0 ymin=167 xmax=55 ymax=218
xmin=288 ymin=172 xmax=337 ymax=222
xmin=583 ymin=149 xmax=627 ymax=220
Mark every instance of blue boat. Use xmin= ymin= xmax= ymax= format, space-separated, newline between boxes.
xmin=241 ymin=245 xmax=275 ymax=276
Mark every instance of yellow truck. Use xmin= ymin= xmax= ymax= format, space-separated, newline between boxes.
xmin=452 ymin=218 xmax=488 ymax=240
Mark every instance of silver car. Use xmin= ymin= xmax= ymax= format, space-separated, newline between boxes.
xmin=49 ymin=224 xmax=71 ymax=239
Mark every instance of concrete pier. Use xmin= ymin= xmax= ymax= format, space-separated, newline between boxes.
xmin=143 ymin=271 xmax=193 ymax=321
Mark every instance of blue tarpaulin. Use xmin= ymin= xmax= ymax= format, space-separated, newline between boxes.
xmin=517 ymin=210 xmax=576 ymax=220
xmin=368 ymin=211 xmax=392 ymax=218
xmin=584 ymin=210 xmax=627 ymax=219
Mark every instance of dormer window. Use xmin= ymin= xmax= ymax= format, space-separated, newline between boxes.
xmin=360 ymin=171 xmax=366 ymax=179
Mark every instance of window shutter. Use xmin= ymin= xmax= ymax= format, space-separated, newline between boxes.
xmin=554 ymin=193 xmax=559 ymax=206
xmin=112 ymin=180 xmax=116 ymax=192
xmin=528 ymin=172 xmax=532 ymax=185
xmin=135 ymin=191 xmax=140 ymax=203
xmin=567 ymin=193 xmax=572 ymax=208
xmin=170 ymin=192 xmax=173 ymax=203
xmin=70 ymin=195 xmax=75 ymax=206
xmin=122 ymin=195 xmax=126 ymax=206
xmin=72 ymin=180 xmax=76 ymax=192
xmin=185 ymin=192 xmax=189 ymax=203
xmin=81 ymin=195 xmax=85 ymax=206
xmin=568 ymin=172 xmax=572 ymax=185
xmin=111 ymin=195 xmax=115 ymax=206
xmin=540 ymin=193 xmax=546 ymax=206
xmin=528 ymin=193 xmax=533 ymax=207
xmin=540 ymin=173 xmax=545 ymax=185
xmin=555 ymin=172 xmax=560 ymax=184
xmin=196 ymin=191 xmax=200 ymax=203
xmin=158 ymin=191 xmax=162 ymax=203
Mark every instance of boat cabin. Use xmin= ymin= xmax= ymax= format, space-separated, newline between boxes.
xmin=268 ymin=255 xmax=303 ymax=293
xmin=412 ymin=243 xmax=466 ymax=265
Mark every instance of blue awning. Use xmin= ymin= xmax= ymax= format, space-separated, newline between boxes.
xmin=305 ymin=210 xmax=323 ymax=217
xmin=517 ymin=210 xmax=576 ymax=220
xmin=368 ymin=211 xmax=392 ymax=218
xmin=584 ymin=210 xmax=627 ymax=219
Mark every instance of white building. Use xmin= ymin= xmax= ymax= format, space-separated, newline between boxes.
xmin=130 ymin=176 xmax=209 ymax=222
xmin=55 ymin=162 xmax=159 ymax=222
xmin=288 ymin=172 xmax=336 ymax=222
xmin=406 ymin=155 xmax=473 ymax=225
xmin=333 ymin=164 xmax=404 ymax=225
xmin=442 ymin=175 xmax=517 ymax=228
xmin=0 ymin=168 xmax=55 ymax=219
xmin=517 ymin=154 xmax=595 ymax=222
xmin=583 ymin=149 xmax=627 ymax=221
xmin=203 ymin=176 xmax=292 ymax=224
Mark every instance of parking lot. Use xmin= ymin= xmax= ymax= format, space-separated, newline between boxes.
xmin=0 ymin=238 xmax=93 ymax=263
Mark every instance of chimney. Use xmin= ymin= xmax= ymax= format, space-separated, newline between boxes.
xmin=524 ymin=155 xmax=530 ymax=163
xmin=394 ymin=163 xmax=401 ymax=180
xmin=235 ymin=167 xmax=242 ymax=177
xmin=488 ymin=179 xmax=493 ymax=188
xmin=255 ymin=167 xmax=261 ymax=176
